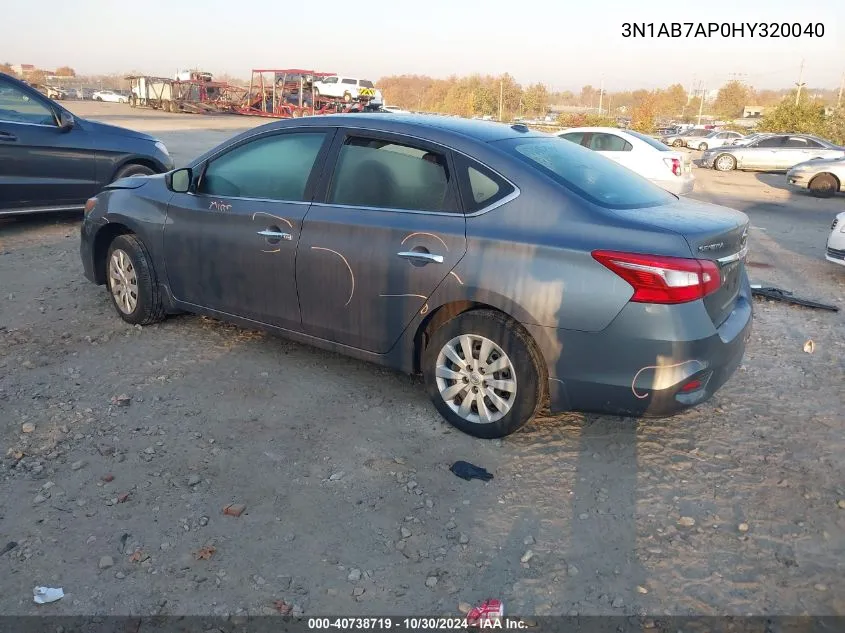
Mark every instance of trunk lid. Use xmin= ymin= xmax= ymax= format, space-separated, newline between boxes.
xmin=611 ymin=198 xmax=749 ymax=327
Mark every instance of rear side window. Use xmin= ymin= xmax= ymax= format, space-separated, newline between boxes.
xmin=497 ymin=137 xmax=674 ymax=209
xmin=327 ymin=136 xmax=456 ymax=212
xmin=198 ymin=132 xmax=326 ymax=201
xmin=588 ymin=133 xmax=632 ymax=152
xmin=341 ymin=78 xmax=357 ymax=85
xmin=626 ymin=130 xmax=671 ymax=151
xmin=454 ymin=156 xmax=515 ymax=213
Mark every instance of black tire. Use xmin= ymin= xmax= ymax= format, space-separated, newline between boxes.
xmin=105 ymin=234 xmax=165 ymax=326
xmin=672 ymin=139 xmax=684 ymax=147
xmin=112 ymin=164 xmax=155 ymax=181
xmin=343 ymin=92 xmax=352 ymax=103
xmin=713 ymin=153 xmax=737 ymax=172
xmin=422 ymin=309 xmax=543 ymax=439
xmin=808 ymin=173 xmax=839 ymax=198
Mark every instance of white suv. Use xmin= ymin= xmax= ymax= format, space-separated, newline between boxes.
xmin=312 ymin=76 xmax=383 ymax=105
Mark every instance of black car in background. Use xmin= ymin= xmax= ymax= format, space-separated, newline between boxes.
xmin=0 ymin=72 xmax=174 ymax=216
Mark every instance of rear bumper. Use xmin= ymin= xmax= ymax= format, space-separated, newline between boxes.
xmin=526 ymin=275 xmax=753 ymax=417
xmin=655 ymin=174 xmax=695 ymax=196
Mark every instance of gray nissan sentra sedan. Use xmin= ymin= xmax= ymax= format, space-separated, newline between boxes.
xmin=80 ymin=114 xmax=753 ymax=438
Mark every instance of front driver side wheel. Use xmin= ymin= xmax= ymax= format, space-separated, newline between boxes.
xmin=423 ymin=310 xmax=543 ymax=439
xmin=714 ymin=154 xmax=737 ymax=171
xmin=106 ymin=234 xmax=165 ymax=325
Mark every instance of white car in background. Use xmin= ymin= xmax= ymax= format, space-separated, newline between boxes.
xmin=827 ymin=212 xmax=845 ymax=267
xmin=92 ymin=90 xmax=129 ymax=103
xmin=312 ymin=76 xmax=384 ymax=106
xmin=684 ymin=130 xmax=744 ymax=151
xmin=558 ymin=127 xmax=695 ymax=195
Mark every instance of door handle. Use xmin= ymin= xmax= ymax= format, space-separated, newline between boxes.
xmin=257 ymin=229 xmax=292 ymax=241
xmin=0 ymin=131 xmax=17 ymax=142
xmin=397 ymin=251 xmax=443 ymax=264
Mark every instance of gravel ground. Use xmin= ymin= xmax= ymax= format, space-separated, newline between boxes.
xmin=1 ymin=104 xmax=844 ymax=617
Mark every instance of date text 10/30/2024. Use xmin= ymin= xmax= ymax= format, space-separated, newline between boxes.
xmin=307 ymin=618 xmax=527 ymax=630
xmin=622 ymin=22 xmax=824 ymax=38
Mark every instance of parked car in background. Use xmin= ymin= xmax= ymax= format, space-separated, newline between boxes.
xmin=80 ymin=114 xmax=751 ymax=438
xmin=728 ymin=132 xmax=771 ymax=147
xmin=827 ymin=212 xmax=845 ymax=267
xmin=787 ymin=157 xmax=845 ymax=197
xmin=68 ymin=87 xmax=97 ymax=100
xmin=701 ymin=134 xmax=845 ymax=172
xmin=93 ymin=89 xmax=129 ymax=103
xmin=684 ymin=130 xmax=744 ymax=151
xmin=660 ymin=128 xmax=711 ymax=147
xmin=0 ymin=72 xmax=173 ymax=216
xmin=558 ymin=127 xmax=694 ymax=195
xmin=312 ymin=76 xmax=384 ymax=106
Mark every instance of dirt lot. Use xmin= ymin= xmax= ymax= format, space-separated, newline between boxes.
xmin=1 ymin=103 xmax=844 ymax=617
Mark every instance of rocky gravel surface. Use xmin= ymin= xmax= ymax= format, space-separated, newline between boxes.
xmin=1 ymin=108 xmax=843 ymax=617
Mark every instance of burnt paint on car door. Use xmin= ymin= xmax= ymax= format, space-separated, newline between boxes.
xmin=0 ymin=76 xmax=97 ymax=210
xmin=162 ymin=129 xmax=334 ymax=329
xmin=296 ymin=130 xmax=467 ymax=353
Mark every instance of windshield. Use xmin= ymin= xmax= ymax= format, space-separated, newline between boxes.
xmin=499 ymin=137 xmax=675 ymax=209
xmin=706 ymin=131 xmax=720 ymax=138
xmin=626 ymin=130 xmax=671 ymax=151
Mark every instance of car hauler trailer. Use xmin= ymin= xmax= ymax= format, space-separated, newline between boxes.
xmin=238 ymin=69 xmax=379 ymax=118
xmin=127 ymin=74 xmax=246 ymax=114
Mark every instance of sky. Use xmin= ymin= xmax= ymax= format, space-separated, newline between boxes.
xmin=4 ymin=0 xmax=844 ymax=91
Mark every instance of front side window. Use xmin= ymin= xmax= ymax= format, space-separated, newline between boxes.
xmin=588 ymin=133 xmax=632 ymax=152
xmin=498 ymin=137 xmax=674 ymax=209
xmin=322 ymin=77 xmax=338 ymax=84
xmin=0 ymin=79 xmax=56 ymax=125
xmin=198 ymin=132 xmax=326 ymax=201
xmin=755 ymin=137 xmax=785 ymax=148
xmin=784 ymin=137 xmax=811 ymax=148
xmin=328 ymin=136 xmax=454 ymax=212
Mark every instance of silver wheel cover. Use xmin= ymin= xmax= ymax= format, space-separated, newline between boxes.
xmin=108 ymin=249 xmax=138 ymax=314
xmin=435 ymin=334 xmax=517 ymax=424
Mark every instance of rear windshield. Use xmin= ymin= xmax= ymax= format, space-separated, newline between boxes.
xmin=625 ymin=130 xmax=670 ymax=151
xmin=359 ymin=80 xmax=375 ymax=88
xmin=497 ymin=137 xmax=675 ymax=209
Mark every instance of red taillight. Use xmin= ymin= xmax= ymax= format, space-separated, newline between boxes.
xmin=679 ymin=379 xmax=703 ymax=392
xmin=592 ymin=250 xmax=721 ymax=304
xmin=664 ymin=157 xmax=682 ymax=176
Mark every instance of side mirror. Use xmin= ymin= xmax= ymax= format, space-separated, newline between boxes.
xmin=167 ymin=167 xmax=193 ymax=193
xmin=58 ymin=110 xmax=75 ymax=132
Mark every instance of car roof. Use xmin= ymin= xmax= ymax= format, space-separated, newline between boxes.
xmin=255 ymin=113 xmax=550 ymax=143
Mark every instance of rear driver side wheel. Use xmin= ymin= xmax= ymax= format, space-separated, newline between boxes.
xmin=423 ymin=310 xmax=543 ymax=439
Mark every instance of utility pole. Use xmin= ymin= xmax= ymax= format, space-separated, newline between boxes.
xmin=838 ymin=72 xmax=844 ymax=108
xmin=498 ymin=79 xmax=503 ymax=121
xmin=598 ymin=78 xmax=604 ymax=116
xmin=697 ymin=83 xmax=705 ymax=126
xmin=795 ymin=59 xmax=806 ymax=105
